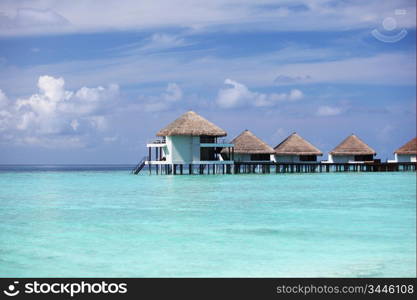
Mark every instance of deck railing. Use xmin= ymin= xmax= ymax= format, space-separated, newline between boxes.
xmin=200 ymin=137 xmax=231 ymax=144
xmin=147 ymin=138 xmax=166 ymax=144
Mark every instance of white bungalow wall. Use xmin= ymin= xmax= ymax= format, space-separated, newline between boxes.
xmin=395 ymin=153 xmax=416 ymax=162
xmin=165 ymin=136 xmax=200 ymax=164
xmin=327 ymin=154 xmax=355 ymax=163
xmin=326 ymin=154 xmax=377 ymax=163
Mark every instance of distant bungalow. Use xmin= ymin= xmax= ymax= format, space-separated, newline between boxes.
xmin=221 ymin=129 xmax=275 ymax=162
xmin=392 ymin=137 xmax=416 ymax=162
xmin=146 ymin=111 xmax=234 ymax=166
xmin=327 ymin=134 xmax=376 ymax=163
xmin=273 ymin=132 xmax=322 ymax=163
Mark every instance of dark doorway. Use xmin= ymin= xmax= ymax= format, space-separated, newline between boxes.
xmin=299 ymin=155 xmax=317 ymax=161
xmin=250 ymin=154 xmax=270 ymax=161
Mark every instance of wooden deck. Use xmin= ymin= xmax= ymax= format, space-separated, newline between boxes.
xmin=143 ymin=162 xmax=416 ymax=175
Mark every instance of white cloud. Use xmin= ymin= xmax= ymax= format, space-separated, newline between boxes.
xmin=88 ymin=115 xmax=107 ymax=131
xmin=0 ymin=89 xmax=8 ymax=108
xmin=163 ymin=83 xmax=183 ymax=102
xmin=142 ymin=83 xmax=183 ymax=112
xmin=1 ymin=46 xmax=414 ymax=98
xmin=216 ymin=79 xmax=254 ymax=108
xmin=0 ymin=7 xmax=70 ymax=36
xmin=142 ymin=34 xmax=187 ymax=52
xmin=289 ymin=89 xmax=303 ymax=101
xmin=316 ymin=105 xmax=342 ymax=116
xmin=216 ymin=79 xmax=303 ymax=108
xmin=70 ymin=119 xmax=79 ymax=131
xmin=0 ymin=75 xmax=119 ymax=147
xmin=0 ymin=109 xmax=12 ymax=131
xmin=0 ymin=0 xmax=414 ymax=36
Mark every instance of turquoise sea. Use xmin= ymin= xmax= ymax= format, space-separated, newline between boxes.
xmin=0 ymin=165 xmax=415 ymax=277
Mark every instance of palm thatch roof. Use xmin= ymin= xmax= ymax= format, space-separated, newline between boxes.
xmin=274 ymin=133 xmax=323 ymax=155
xmin=395 ymin=137 xmax=416 ymax=155
xmin=221 ymin=130 xmax=275 ymax=154
xmin=156 ymin=111 xmax=227 ymax=137
xmin=330 ymin=134 xmax=376 ymax=156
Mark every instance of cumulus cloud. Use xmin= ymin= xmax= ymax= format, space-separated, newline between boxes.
xmin=0 ymin=75 xmax=119 ymax=147
xmin=216 ymin=78 xmax=303 ymax=109
xmin=316 ymin=105 xmax=343 ymax=116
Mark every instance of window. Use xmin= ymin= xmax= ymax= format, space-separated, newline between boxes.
xmin=299 ymin=155 xmax=316 ymax=161
xmin=200 ymin=136 xmax=216 ymax=143
xmin=250 ymin=154 xmax=270 ymax=161
xmin=354 ymin=155 xmax=373 ymax=161
xmin=200 ymin=147 xmax=216 ymax=161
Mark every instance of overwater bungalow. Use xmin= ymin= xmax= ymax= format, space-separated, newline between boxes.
xmin=392 ymin=137 xmax=416 ymax=162
xmin=273 ymin=132 xmax=322 ymax=163
xmin=221 ymin=129 xmax=275 ymax=162
xmin=327 ymin=134 xmax=376 ymax=163
xmin=141 ymin=111 xmax=234 ymax=174
xmin=132 ymin=115 xmax=415 ymax=175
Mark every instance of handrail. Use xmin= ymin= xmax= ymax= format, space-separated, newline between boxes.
xmin=200 ymin=138 xmax=231 ymax=144
xmin=147 ymin=138 xmax=166 ymax=144
xmin=132 ymin=155 xmax=148 ymax=174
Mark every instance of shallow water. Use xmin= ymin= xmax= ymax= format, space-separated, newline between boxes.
xmin=0 ymin=166 xmax=415 ymax=277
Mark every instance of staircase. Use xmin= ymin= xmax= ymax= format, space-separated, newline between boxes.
xmin=132 ymin=156 xmax=148 ymax=175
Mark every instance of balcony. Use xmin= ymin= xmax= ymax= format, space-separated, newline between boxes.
xmin=200 ymin=136 xmax=233 ymax=147
xmin=146 ymin=138 xmax=166 ymax=147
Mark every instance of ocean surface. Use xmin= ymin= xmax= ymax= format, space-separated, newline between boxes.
xmin=0 ymin=165 xmax=415 ymax=277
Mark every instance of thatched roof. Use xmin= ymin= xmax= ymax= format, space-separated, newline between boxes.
xmin=330 ymin=134 xmax=376 ymax=156
xmin=156 ymin=111 xmax=227 ymax=137
xmin=274 ymin=133 xmax=323 ymax=155
xmin=395 ymin=137 xmax=416 ymax=155
xmin=221 ymin=130 xmax=275 ymax=154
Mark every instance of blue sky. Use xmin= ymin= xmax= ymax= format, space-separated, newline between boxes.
xmin=0 ymin=0 xmax=415 ymax=164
